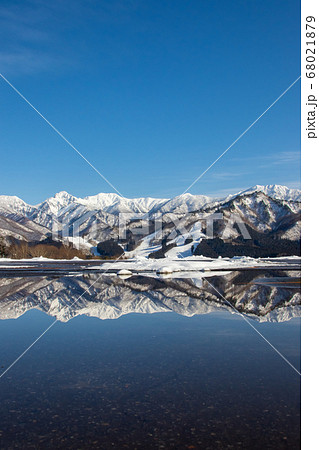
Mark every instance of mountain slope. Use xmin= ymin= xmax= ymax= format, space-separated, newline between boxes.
xmin=0 ymin=185 xmax=301 ymax=256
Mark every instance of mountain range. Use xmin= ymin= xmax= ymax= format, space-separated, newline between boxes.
xmin=0 ymin=184 xmax=301 ymax=258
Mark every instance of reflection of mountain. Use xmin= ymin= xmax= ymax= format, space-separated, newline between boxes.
xmin=0 ymin=271 xmax=300 ymax=323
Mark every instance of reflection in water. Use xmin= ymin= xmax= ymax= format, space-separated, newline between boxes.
xmin=0 ymin=271 xmax=301 ymax=449
xmin=0 ymin=270 xmax=300 ymax=322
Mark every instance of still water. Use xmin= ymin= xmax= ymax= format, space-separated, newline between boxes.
xmin=0 ymin=271 xmax=301 ymax=449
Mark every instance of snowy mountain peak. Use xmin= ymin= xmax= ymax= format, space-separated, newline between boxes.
xmin=36 ymin=191 xmax=79 ymax=216
xmin=83 ymin=193 xmax=122 ymax=208
xmin=242 ymin=184 xmax=301 ymax=202
xmin=158 ymin=193 xmax=214 ymax=214
xmin=53 ymin=191 xmax=74 ymax=200
xmin=0 ymin=194 xmax=27 ymax=206
xmin=0 ymin=195 xmax=31 ymax=216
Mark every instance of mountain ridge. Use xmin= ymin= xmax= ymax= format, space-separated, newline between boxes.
xmin=0 ymin=184 xmax=301 ymax=211
xmin=0 ymin=185 xmax=301 ymax=257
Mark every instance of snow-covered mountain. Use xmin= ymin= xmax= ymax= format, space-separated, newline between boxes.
xmin=240 ymin=184 xmax=301 ymax=202
xmin=0 ymin=185 xmax=301 ymax=255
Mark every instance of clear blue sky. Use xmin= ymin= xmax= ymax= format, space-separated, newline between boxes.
xmin=0 ymin=0 xmax=300 ymax=204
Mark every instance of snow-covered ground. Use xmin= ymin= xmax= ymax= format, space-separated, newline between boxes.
xmin=100 ymin=255 xmax=301 ymax=276
xmin=0 ymin=254 xmax=301 ymax=279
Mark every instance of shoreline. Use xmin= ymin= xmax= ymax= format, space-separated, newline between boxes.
xmin=0 ymin=256 xmax=301 ymax=278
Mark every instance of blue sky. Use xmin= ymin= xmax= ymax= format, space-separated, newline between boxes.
xmin=0 ymin=0 xmax=300 ymax=204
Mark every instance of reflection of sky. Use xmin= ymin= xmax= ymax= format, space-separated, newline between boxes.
xmin=0 ymin=308 xmax=301 ymax=371
xmin=0 ymin=307 xmax=300 ymax=447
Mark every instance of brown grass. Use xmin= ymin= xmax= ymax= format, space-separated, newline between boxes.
xmin=7 ymin=241 xmax=94 ymax=260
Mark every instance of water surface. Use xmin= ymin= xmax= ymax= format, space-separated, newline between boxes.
xmin=0 ymin=271 xmax=300 ymax=449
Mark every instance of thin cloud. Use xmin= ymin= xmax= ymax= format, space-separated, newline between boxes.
xmin=0 ymin=1 xmax=72 ymax=74
xmin=0 ymin=0 xmax=143 ymax=75
xmin=237 ymin=150 xmax=300 ymax=165
xmin=0 ymin=50 xmax=59 ymax=74
xmin=271 ymin=151 xmax=300 ymax=164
